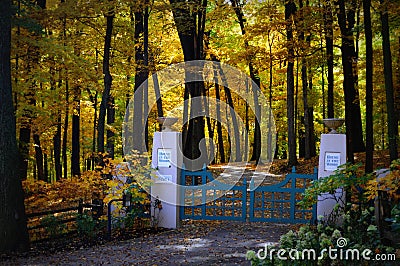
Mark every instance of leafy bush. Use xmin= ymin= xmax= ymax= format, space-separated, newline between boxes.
xmin=77 ymin=213 xmax=97 ymax=239
xmin=247 ymin=162 xmax=399 ymax=265
xmin=41 ymin=214 xmax=66 ymax=239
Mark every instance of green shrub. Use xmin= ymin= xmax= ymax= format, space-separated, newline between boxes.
xmin=41 ymin=214 xmax=66 ymax=239
xmin=77 ymin=213 xmax=96 ymax=239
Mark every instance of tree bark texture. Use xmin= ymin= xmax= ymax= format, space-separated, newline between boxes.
xmin=0 ymin=0 xmax=30 ymax=251
xmin=336 ymin=0 xmax=365 ymax=162
xmin=170 ymin=0 xmax=207 ymax=169
xmin=231 ymin=0 xmax=260 ymax=163
xmin=71 ymin=85 xmax=81 ymax=176
xmin=285 ymin=0 xmax=297 ymax=167
xmin=98 ymin=11 xmax=114 ymax=160
xmin=364 ymin=0 xmax=374 ymax=173
xmin=380 ymin=0 xmax=398 ymax=162
xmin=324 ymin=1 xmax=335 ymax=118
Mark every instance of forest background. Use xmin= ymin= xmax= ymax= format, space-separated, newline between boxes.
xmin=8 ymin=0 xmax=400 ymax=180
xmin=0 ymin=0 xmax=400 ymax=252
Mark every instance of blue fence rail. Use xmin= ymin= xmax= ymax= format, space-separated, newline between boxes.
xmin=180 ymin=166 xmax=317 ymax=224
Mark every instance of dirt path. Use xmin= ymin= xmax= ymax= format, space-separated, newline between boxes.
xmin=5 ymin=221 xmax=292 ymax=266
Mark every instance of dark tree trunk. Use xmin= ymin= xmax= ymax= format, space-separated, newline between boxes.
xmin=170 ymin=0 xmax=207 ymax=169
xmin=207 ymin=52 xmax=241 ymax=161
xmin=18 ymin=68 xmax=34 ymax=180
xmin=71 ymin=85 xmax=80 ymax=176
xmin=299 ymin=0 xmax=315 ymax=158
xmin=0 ymin=0 xmax=29 ymax=251
xmin=336 ymin=0 xmax=365 ymax=162
xmin=54 ymin=113 xmax=62 ymax=180
xmin=153 ymin=73 xmax=164 ymax=119
xmin=19 ymin=126 xmax=31 ymax=180
xmin=230 ymin=0 xmax=259 ymax=162
xmin=132 ymin=6 xmax=147 ymax=155
xmin=86 ymin=87 xmax=98 ymax=170
xmin=215 ymin=82 xmax=225 ymax=163
xmin=364 ymin=0 xmax=374 ymax=173
xmin=53 ymin=71 xmax=62 ymax=180
xmin=62 ymin=80 xmax=69 ymax=178
xmin=204 ymin=90 xmax=214 ymax=162
xmin=285 ymin=0 xmax=297 ymax=167
xmin=220 ymin=72 xmax=241 ymax=162
xmin=33 ymin=134 xmax=45 ymax=181
xmin=308 ymin=66 xmax=316 ymax=157
xmin=106 ymin=95 xmax=115 ymax=159
xmin=144 ymin=2 xmax=150 ymax=151
xmin=98 ymin=10 xmax=114 ymax=160
xmin=299 ymin=0 xmax=312 ymax=159
xmin=267 ymin=34 xmax=275 ymax=163
xmin=325 ymin=5 xmax=334 ymax=120
xmin=380 ymin=0 xmax=398 ymax=162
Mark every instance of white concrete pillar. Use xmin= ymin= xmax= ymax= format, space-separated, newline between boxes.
xmin=317 ymin=133 xmax=347 ymax=221
xmin=150 ymin=131 xmax=182 ymax=229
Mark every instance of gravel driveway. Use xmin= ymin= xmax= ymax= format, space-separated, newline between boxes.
xmin=5 ymin=221 xmax=292 ymax=266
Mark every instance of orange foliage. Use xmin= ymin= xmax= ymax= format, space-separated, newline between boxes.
xmin=24 ymin=171 xmax=108 ymax=215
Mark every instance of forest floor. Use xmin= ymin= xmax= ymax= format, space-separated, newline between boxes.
xmin=4 ymin=220 xmax=296 ymax=265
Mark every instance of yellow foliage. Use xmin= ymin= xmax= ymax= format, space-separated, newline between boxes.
xmin=101 ymin=156 xmax=153 ymax=215
xmin=365 ymin=160 xmax=400 ymax=202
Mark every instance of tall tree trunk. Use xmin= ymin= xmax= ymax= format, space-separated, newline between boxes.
xmin=336 ymin=0 xmax=365 ymax=162
xmin=215 ymin=82 xmax=225 ymax=163
xmin=230 ymin=0 xmax=258 ymax=162
xmin=204 ymin=89 xmax=214 ymax=161
xmin=86 ymin=87 xmax=98 ymax=170
xmin=106 ymin=95 xmax=115 ymax=159
xmin=71 ymin=85 xmax=81 ymax=176
xmin=18 ymin=124 xmax=31 ymax=180
xmin=380 ymin=0 xmax=398 ymax=161
xmin=143 ymin=1 xmax=150 ymax=151
xmin=364 ymin=0 xmax=374 ymax=173
xmin=54 ymin=112 xmax=62 ymax=180
xmin=153 ymin=73 xmax=164 ymax=119
xmin=285 ymin=0 xmax=297 ymax=167
xmin=92 ymin=90 xmax=98 ymax=169
xmin=299 ymin=0 xmax=310 ymax=159
xmin=220 ymin=70 xmax=241 ymax=162
xmin=61 ymin=0 xmax=68 ymax=178
xmin=0 ymin=0 xmax=29 ymax=251
xmin=62 ymin=80 xmax=69 ymax=178
xmin=132 ymin=5 xmax=147 ymax=155
xmin=267 ymin=32 xmax=275 ymax=163
xmin=18 ymin=67 xmax=34 ymax=180
xmin=53 ymin=71 xmax=62 ymax=180
xmin=98 ymin=9 xmax=114 ymax=161
xmin=308 ymin=65 xmax=316 ymax=157
xmin=33 ymin=134 xmax=45 ymax=181
xmin=170 ymin=0 xmax=206 ymax=169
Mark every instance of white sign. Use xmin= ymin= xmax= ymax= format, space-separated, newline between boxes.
xmin=158 ymin=174 xmax=173 ymax=182
xmin=158 ymin=149 xmax=171 ymax=167
xmin=325 ymin=152 xmax=341 ymax=171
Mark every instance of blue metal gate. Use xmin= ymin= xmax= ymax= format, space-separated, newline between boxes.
xmin=249 ymin=167 xmax=317 ymax=223
xmin=180 ymin=166 xmax=247 ymax=221
xmin=180 ymin=166 xmax=317 ymax=224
